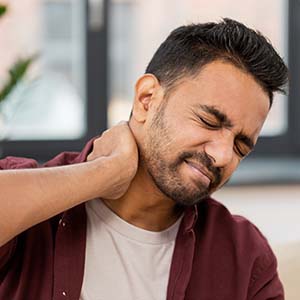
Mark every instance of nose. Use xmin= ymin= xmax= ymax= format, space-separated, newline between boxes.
xmin=204 ymin=132 xmax=234 ymax=168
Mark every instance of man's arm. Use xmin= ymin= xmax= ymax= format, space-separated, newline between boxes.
xmin=0 ymin=122 xmax=138 ymax=247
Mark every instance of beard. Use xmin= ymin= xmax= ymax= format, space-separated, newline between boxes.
xmin=139 ymin=102 xmax=222 ymax=207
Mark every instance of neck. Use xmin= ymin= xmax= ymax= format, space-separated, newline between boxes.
xmin=103 ymin=165 xmax=182 ymax=231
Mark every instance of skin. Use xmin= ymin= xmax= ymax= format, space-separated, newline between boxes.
xmin=104 ymin=60 xmax=270 ymax=231
xmin=0 ymin=60 xmax=270 ymax=246
xmin=0 ymin=122 xmax=138 ymax=246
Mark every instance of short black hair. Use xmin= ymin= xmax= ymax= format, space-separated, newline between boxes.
xmin=145 ymin=18 xmax=289 ymax=106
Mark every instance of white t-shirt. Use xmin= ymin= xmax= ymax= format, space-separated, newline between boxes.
xmin=80 ymin=199 xmax=183 ymax=300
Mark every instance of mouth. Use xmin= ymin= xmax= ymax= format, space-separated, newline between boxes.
xmin=184 ymin=159 xmax=212 ymax=187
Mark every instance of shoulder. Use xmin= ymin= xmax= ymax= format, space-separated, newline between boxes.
xmin=195 ymin=197 xmax=282 ymax=296
xmin=196 ymin=196 xmax=278 ymax=269
xmin=0 ymin=137 xmax=97 ymax=170
xmin=0 ymin=156 xmax=39 ymax=170
xmin=197 ymin=197 xmax=269 ymax=248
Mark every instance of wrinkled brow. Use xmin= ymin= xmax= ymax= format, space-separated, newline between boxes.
xmin=195 ymin=104 xmax=255 ymax=150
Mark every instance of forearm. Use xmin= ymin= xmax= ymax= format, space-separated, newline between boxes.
xmin=0 ymin=158 xmax=112 ymax=246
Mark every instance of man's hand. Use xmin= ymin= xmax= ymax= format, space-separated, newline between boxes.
xmin=87 ymin=121 xmax=139 ymax=199
xmin=0 ymin=121 xmax=138 ymax=246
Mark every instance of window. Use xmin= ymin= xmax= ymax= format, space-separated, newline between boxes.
xmin=1 ymin=0 xmax=299 ymax=183
xmin=107 ymin=0 xmax=300 ymax=183
xmin=107 ymin=0 xmax=288 ymax=138
xmin=0 ymin=0 xmax=107 ymax=160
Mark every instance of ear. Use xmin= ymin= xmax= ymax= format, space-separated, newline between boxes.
xmin=131 ymin=74 xmax=163 ymax=123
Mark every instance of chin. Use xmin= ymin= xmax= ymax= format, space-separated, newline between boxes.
xmin=159 ymin=182 xmax=211 ymax=207
xmin=172 ymin=191 xmax=210 ymax=207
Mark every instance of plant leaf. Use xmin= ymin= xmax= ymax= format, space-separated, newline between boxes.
xmin=0 ymin=4 xmax=7 ymax=17
xmin=0 ymin=55 xmax=37 ymax=103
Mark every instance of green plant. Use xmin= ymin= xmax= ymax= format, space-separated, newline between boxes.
xmin=0 ymin=56 xmax=37 ymax=103
xmin=0 ymin=4 xmax=7 ymax=17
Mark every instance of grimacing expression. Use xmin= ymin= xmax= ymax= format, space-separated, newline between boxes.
xmin=139 ymin=61 xmax=270 ymax=206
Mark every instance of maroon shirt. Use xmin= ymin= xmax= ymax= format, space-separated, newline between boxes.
xmin=0 ymin=140 xmax=284 ymax=300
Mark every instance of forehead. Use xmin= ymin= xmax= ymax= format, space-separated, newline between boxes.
xmin=169 ymin=61 xmax=270 ymax=136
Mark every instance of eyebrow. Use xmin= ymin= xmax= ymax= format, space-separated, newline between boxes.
xmin=195 ymin=104 xmax=255 ymax=150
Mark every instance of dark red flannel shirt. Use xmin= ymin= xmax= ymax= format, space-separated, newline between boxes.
xmin=0 ymin=140 xmax=284 ymax=300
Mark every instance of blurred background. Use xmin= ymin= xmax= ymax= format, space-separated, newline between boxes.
xmin=0 ymin=0 xmax=299 ymax=298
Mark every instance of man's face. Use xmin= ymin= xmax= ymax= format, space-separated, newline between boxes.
xmin=138 ymin=61 xmax=270 ymax=206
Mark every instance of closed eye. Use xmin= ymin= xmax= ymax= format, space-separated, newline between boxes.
xmin=199 ymin=117 xmax=220 ymax=129
xmin=234 ymin=144 xmax=246 ymax=157
xmin=234 ymin=141 xmax=252 ymax=158
xmin=234 ymin=134 xmax=254 ymax=158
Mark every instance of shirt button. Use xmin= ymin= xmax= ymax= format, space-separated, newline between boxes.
xmin=62 ymin=291 xmax=67 ymax=296
xmin=59 ymin=219 xmax=66 ymax=227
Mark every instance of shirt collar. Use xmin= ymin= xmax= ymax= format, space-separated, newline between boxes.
xmin=68 ymin=136 xmax=201 ymax=233
xmin=182 ymin=204 xmax=198 ymax=232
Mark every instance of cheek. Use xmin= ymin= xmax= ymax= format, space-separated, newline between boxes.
xmin=176 ymin=124 xmax=208 ymax=147
xmin=221 ymin=160 xmax=240 ymax=183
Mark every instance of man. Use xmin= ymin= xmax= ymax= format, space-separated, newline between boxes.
xmin=0 ymin=19 xmax=288 ymax=299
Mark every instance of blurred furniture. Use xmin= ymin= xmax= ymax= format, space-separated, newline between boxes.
xmin=275 ymin=242 xmax=300 ymax=300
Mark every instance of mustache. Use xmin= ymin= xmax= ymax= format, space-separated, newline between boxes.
xmin=175 ymin=151 xmax=222 ymax=187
